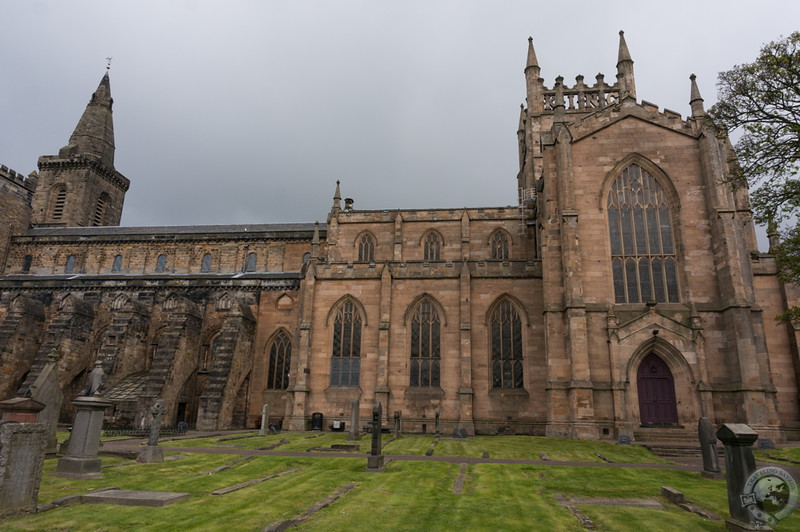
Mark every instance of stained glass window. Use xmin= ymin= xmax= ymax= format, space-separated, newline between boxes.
xmin=410 ymin=299 xmax=441 ymax=387
xmin=267 ymin=331 xmax=291 ymax=390
xmin=330 ymin=300 xmax=361 ymax=386
xmin=491 ymin=300 xmax=523 ymax=388
xmin=608 ymin=164 xmax=679 ymax=303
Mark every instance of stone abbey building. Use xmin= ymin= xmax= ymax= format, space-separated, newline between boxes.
xmin=1 ymin=33 xmax=798 ymax=441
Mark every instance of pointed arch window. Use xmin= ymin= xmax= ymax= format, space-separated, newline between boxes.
xmin=330 ymin=300 xmax=362 ymax=386
xmin=491 ymin=300 xmax=524 ymax=389
xmin=201 ymin=253 xmax=212 ymax=272
xmin=65 ymin=255 xmax=76 ymax=274
xmin=112 ymin=254 xmax=123 ymax=272
xmin=490 ymin=230 xmax=510 ymax=260
xmin=357 ymin=233 xmax=375 ymax=262
xmin=246 ymin=252 xmax=257 ymax=272
xmin=266 ymin=331 xmax=292 ymax=390
xmin=155 ymin=254 xmax=167 ymax=273
xmin=608 ymin=164 xmax=679 ymax=303
xmin=423 ymin=231 xmax=442 ymax=261
xmin=410 ymin=298 xmax=441 ymax=387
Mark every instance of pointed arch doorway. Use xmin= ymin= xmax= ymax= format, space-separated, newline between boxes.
xmin=637 ymin=353 xmax=678 ymax=425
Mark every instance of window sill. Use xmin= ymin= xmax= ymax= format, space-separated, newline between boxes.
xmin=404 ymin=387 xmax=444 ymax=400
xmin=489 ymin=388 xmax=529 ymax=399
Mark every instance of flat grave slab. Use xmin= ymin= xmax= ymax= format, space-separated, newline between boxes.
xmin=81 ymin=489 xmax=188 ymax=507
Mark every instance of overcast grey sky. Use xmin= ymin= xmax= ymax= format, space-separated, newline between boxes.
xmin=2 ymin=1 xmax=798 ymax=246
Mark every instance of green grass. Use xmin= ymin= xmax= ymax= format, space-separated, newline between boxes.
xmin=755 ymin=446 xmax=800 ymax=464
xmin=5 ymin=434 xmax=799 ymax=531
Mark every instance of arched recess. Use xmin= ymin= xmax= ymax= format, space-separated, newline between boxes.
xmin=625 ymin=337 xmax=697 ymax=426
xmin=403 ymin=293 xmax=448 ymax=327
xmin=325 ymin=295 xmax=369 ymax=327
xmin=265 ymin=328 xmax=292 ymax=390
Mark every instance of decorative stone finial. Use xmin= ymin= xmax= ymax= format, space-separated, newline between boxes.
xmin=689 ymin=74 xmax=705 ymax=118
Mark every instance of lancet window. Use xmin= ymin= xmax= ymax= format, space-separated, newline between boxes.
xmin=266 ymin=331 xmax=292 ymax=390
xmin=357 ymin=233 xmax=376 ymax=262
xmin=330 ymin=300 xmax=362 ymax=386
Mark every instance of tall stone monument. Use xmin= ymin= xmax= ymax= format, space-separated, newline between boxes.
xmin=698 ymin=417 xmax=722 ymax=479
xmin=55 ymin=361 xmax=112 ymax=479
xmin=258 ymin=404 xmax=270 ymax=437
xmin=0 ymin=421 xmax=47 ymax=517
xmin=347 ymin=399 xmax=360 ymax=441
xmin=716 ymin=423 xmax=764 ymax=531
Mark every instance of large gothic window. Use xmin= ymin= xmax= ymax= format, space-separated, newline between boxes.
xmin=357 ymin=233 xmax=375 ymax=262
xmin=410 ymin=298 xmax=441 ymax=387
xmin=423 ymin=231 xmax=442 ymax=261
xmin=266 ymin=331 xmax=291 ymax=390
xmin=607 ymin=164 xmax=679 ymax=303
xmin=330 ymin=300 xmax=362 ymax=386
xmin=490 ymin=299 xmax=524 ymax=389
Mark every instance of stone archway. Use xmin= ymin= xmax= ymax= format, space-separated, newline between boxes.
xmin=637 ymin=353 xmax=678 ymax=425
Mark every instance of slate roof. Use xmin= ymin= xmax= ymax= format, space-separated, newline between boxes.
xmin=27 ymin=223 xmax=324 ymax=237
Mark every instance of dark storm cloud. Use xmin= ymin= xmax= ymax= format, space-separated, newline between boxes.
xmin=2 ymin=1 xmax=798 ymax=246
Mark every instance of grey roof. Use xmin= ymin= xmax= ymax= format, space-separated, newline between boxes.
xmin=27 ymin=223 xmax=325 ymax=237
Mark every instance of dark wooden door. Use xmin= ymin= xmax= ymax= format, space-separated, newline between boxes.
xmin=637 ymin=353 xmax=678 ymax=425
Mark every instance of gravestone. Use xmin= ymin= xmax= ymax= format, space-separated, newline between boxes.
xmin=27 ymin=350 xmax=62 ymax=454
xmin=434 ymin=407 xmax=441 ymax=435
xmin=393 ymin=410 xmax=402 ymax=439
xmin=0 ymin=421 xmax=47 ymax=517
xmin=258 ymin=404 xmax=270 ymax=437
xmin=55 ymin=366 xmax=112 ymax=479
xmin=346 ymin=399 xmax=360 ymax=441
xmin=366 ymin=402 xmax=384 ymax=471
xmin=137 ymin=400 xmax=165 ymax=463
xmin=698 ymin=417 xmax=722 ymax=479
xmin=716 ymin=423 xmax=764 ymax=531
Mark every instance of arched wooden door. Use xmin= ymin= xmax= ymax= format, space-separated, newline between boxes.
xmin=637 ymin=353 xmax=678 ymax=425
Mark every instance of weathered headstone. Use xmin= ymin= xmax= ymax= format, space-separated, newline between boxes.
xmin=366 ymin=402 xmax=384 ymax=471
xmin=137 ymin=400 xmax=165 ymax=463
xmin=0 ymin=421 xmax=47 ymax=517
xmin=346 ymin=399 xmax=360 ymax=441
xmin=434 ymin=407 xmax=441 ymax=435
xmin=27 ymin=349 xmax=62 ymax=454
xmin=716 ymin=423 xmax=763 ymax=531
xmin=698 ymin=417 xmax=722 ymax=479
xmin=55 ymin=394 xmax=112 ymax=479
xmin=258 ymin=404 xmax=270 ymax=437
xmin=393 ymin=410 xmax=401 ymax=439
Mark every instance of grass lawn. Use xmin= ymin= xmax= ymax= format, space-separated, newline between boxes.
xmin=5 ymin=434 xmax=798 ymax=531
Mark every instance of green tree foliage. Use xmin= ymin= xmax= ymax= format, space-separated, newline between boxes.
xmin=710 ymin=32 xmax=800 ymax=321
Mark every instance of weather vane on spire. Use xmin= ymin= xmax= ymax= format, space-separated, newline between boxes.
xmin=106 ymin=57 xmax=113 ymax=70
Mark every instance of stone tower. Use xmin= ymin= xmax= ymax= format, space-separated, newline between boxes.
xmin=31 ymin=73 xmax=129 ymax=227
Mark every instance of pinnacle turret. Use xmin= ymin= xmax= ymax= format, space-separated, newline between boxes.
xmin=689 ymin=74 xmax=705 ymax=118
xmin=58 ymin=72 xmax=116 ymax=169
xmin=615 ymin=31 xmax=636 ymax=99
xmin=332 ymin=180 xmax=342 ymax=213
xmin=525 ymin=37 xmax=540 ymax=73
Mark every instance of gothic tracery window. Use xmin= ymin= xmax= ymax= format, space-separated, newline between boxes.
xmin=607 ymin=163 xmax=679 ymax=303
xmin=423 ymin=231 xmax=442 ymax=261
xmin=357 ymin=233 xmax=375 ymax=262
xmin=330 ymin=300 xmax=361 ymax=386
xmin=490 ymin=230 xmax=510 ymax=260
xmin=266 ymin=331 xmax=292 ymax=390
xmin=410 ymin=298 xmax=441 ymax=387
xmin=490 ymin=299 xmax=524 ymax=389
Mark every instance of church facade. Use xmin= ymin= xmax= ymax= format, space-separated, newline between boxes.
xmin=1 ymin=33 xmax=798 ymax=441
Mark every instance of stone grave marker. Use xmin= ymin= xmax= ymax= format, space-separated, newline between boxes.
xmin=698 ymin=417 xmax=722 ymax=479
xmin=0 ymin=421 xmax=47 ymax=517
xmin=434 ymin=407 xmax=441 ymax=435
xmin=716 ymin=423 xmax=761 ymax=530
xmin=366 ymin=402 xmax=384 ymax=471
xmin=393 ymin=410 xmax=401 ymax=439
xmin=27 ymin=349 xmax=62 ymax=455
xmin=258 ymin=404 xmax=270 ymax=436
xmin=346 ymin=399 xmax=360 ymax=441
xmin=137 ymin=399 xmax=165 ymax=463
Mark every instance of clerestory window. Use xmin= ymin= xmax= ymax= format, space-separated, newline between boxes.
xmin=423 ymin=231 xmax=442 ymax=261
xmin=357 ymin=233 xmax=375 ymax=262
xmin=607 ymin=163 xmax=679 ymax=303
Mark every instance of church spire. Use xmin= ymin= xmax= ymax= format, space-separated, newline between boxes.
xmin=59 ymin=72 xmax=116 ymax=169
xmin=331 ymin=180 xmax=342 ymax=214
xmin=615 ymin=31 xmax=636 ymax=100
xmin=524 ymin=37 xmax=544 ymax=116
xmin=525 ymin=36 xmax=540 ymax=76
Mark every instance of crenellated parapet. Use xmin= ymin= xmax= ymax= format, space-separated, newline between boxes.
xmin=0 ymin=165 xmax=38 ymax=196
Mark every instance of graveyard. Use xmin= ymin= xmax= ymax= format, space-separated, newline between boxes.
xmin=1 ymin=427 xmax=799 ymax=531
